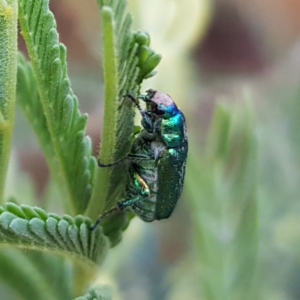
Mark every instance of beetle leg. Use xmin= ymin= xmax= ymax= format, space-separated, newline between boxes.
xmin=89 ymin=205 xmax=121 ymax=230
xmin=98 ymin=156 xmax=129 ymax=167
xmin=127 ymin=153 xmax=150 ymax=160
xmin=98 ymin=152 xmax=152 ymax=168
xmin=90 ymin=168 xmax=150 ymax=230
xmin=120 ymin=169 xmax=150 ymax=208
xmin=124 ymin=94 xmax=154 ymax=132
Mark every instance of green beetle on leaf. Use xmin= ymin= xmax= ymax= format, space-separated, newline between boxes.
xmin=91 ymin=90 xmax=188 ymax=229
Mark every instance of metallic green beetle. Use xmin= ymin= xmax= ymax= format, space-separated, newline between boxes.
xmin=91 ymin=89 xmax=188 ymax=229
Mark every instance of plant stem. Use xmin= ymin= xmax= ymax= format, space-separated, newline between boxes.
xmin=0 ymin=0 xmax=17 ymax=204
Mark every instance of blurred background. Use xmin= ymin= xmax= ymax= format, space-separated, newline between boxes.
xmin=15 ymin=0 xmax=300 ymax=299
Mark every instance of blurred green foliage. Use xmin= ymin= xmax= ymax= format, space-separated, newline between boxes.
xmin=1 ymin=0 xmax=300 ymax=299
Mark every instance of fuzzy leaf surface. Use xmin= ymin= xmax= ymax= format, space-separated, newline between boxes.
xmin=74 ymin=286 xmax=112 ymax=300
xmin=18 ymin=0 xmax=96 ymax=214
xmin=0 ymin=0 xmax=18 ymax=203
xmin=0 ymin=202 xmax=109 ymax=264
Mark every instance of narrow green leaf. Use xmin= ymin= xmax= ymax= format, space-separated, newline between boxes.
xmin=25 ymin=251 xmax=73 ymax=300
xmin=0 ymin=203 xmax=110 ymax=264
xmin=74 ymin=286 xmax=112 ymax=300
xmin=0 ymin=248 xmax=60 ymax=300
xmin=206 ymin=103 xmax=231 ymax=160
xmin=0 ymin=0 xmax=18 ymax=204
xmin=18 ymin=0 xmax=96 ymax=214
xmin=187 ymin=102 xmax=258 ymax=300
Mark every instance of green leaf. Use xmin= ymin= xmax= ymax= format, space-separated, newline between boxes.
xmin=18 ymin=0 xmax=96 ymax=214
xmin=74 ymin=286 xmax=112 ymax=300
xmin=0 ymin=0 xmax=18 ymax=204
xmin=17 ymin=53 xmax=71 ymax=210
xmin=187 ymin=102 xmax=258 ymax=300
xmin=0 ymin=248 xmax=61 ymax=300
xmin=87 ymin=0 xmax=161 ymax=222
xmin=0 ymin=202 xmax=110 ymax=265
xmin=99 ymin=210 xmax=131 ymax=247
xmin=0 ymin=248 xmax=75 ymax=300
xmin=25 ymin=251 xmax=73 ymax=300
xmin=17 ymin=53 xmax=54 ymax=163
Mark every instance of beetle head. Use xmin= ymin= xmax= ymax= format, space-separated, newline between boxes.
xmin=141 ymin=89 xmax=178 ymax=119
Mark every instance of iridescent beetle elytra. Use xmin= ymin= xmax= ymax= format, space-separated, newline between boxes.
xmin=90 ymin=89 xmax=188 ymax=229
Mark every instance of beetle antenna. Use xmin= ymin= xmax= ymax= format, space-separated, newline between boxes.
xmin=124 ymin=94 xmax=151 ymax=124
xmin=124 ymin=94 xmax=140 ymax=108
xmin=124 ymin=94 xmax=146 ymax=114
